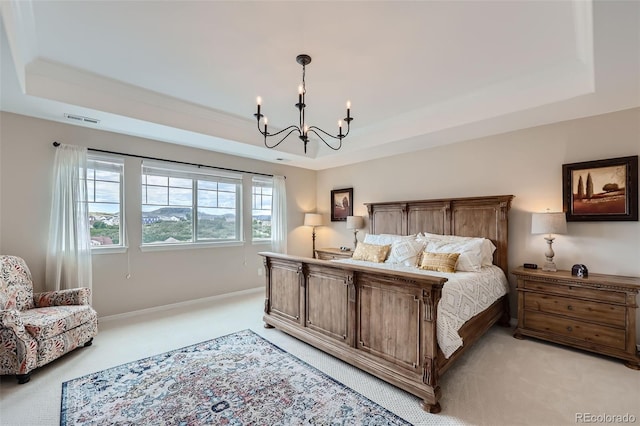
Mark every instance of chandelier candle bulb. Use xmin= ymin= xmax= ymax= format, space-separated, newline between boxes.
xmin=256 ymin=97 xmax=261 ymax=117
xmin=264 ymin=117 xmax=268 ymax=134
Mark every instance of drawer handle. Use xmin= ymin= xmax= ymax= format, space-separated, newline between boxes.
xmin=567 ymin=305 xmax=573 ymax=311
xmin=566 ymin=326 xmax=573 ymax=332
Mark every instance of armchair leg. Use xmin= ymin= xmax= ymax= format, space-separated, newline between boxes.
xmin=16 ymin=373 xmax=31 ymax=384
xmin=84 ymin=338 xmax=94 ymax=347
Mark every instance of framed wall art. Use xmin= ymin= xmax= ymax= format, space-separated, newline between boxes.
xmin=331 ymin=188 xmax=353 ymax=222
xmin=562 ymin=155 xmax=638 ymax=222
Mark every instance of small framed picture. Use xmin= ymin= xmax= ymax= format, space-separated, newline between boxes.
xmin=562 ymin=156 xmax=638 ymax=222
xmin=330 ymin=188 xmax=353 ymax=222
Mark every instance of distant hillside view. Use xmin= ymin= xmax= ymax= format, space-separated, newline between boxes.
xmin=90 ymin=207 xmax=270 ymax=245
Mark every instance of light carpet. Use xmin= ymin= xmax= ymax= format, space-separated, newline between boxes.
xmin=60 ymin=329 xmax=410 ymax=425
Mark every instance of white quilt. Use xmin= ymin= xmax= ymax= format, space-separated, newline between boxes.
xmin=332 ymin=259 xmax=509 ymax=358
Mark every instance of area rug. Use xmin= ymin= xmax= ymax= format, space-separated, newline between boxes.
xmin=61 ymin=329 xmax=410 ymax=425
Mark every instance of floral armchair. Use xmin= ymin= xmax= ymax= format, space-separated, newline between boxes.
xmin=0 ymin=255 xmax=98 ymax=383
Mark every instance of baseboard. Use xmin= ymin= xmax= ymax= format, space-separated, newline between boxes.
xmin=99 ymin=286 xmax=263 ymax=323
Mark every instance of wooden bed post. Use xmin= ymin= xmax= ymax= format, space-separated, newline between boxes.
xmin=421 ymin=286 xmax=442 ymax=413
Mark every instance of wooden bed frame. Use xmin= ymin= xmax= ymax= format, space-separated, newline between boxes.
xmin=260 ymin=195 xmax=514 ymax=413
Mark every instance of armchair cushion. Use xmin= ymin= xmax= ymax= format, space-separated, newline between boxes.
xmin=20 ymin=306 xmax=97 ymax=340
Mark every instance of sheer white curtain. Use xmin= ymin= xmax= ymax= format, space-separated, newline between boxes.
xmin=46 ymin=144 xmax=93 ymax=292
xmin=271 ymin=175 xmax=287 ymax=253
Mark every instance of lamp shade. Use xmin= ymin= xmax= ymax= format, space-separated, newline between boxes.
xmin=531 ymin=212 xmax=567 ymax=235
xmin=304 ymin=213 xmax=323 ymax=227
xmin=346 ymin=216 xmax=364 ymax=230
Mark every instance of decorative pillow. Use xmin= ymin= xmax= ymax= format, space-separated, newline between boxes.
xmin=386 ymin=239 xmax=425 ymax=266
xmin=352 ymin=242 xmax=391 ymax=263
xmin=418 ymin=233 xmax=496 ymax=267
xmin=418 ymin=252 xmax=460 ymax=273
xmin=417 ymin=232 xmax=496 ymax=266
xmin=424 ymin=239 xmax=484 ymax=272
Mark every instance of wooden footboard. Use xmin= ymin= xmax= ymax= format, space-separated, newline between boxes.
xmin=260 ymin=252 xmax=506 ymax=413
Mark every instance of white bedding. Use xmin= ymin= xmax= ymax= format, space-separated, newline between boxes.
xmin=332 ymin=259 xmax=509 ymax=358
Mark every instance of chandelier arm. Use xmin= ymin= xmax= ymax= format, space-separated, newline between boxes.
xmin=257 ymin=122 xmax=301 ymax=138
xmin=307 ymin=129 xmax=343 ymax=151
xmin=308 ymin=125 xmax=345 ymax=141
xmin=264 ymin=128 xmax=301 ymax=149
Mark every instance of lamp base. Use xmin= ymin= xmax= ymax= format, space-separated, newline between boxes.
xmin=542 ymin=236 xmax=557 ymax=272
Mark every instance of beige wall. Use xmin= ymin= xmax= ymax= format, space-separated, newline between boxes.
xmin=0 ymin=112 xmax=316 ymax=316
xmin=316 ymin=107 xmax=640 ymax=336
xmin=2 ymin=108 xmax=639 ymax=332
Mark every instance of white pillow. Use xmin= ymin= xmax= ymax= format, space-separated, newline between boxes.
xmin=386 ymin=239 xmax=425 ymax=266
xmin=363 ymin=233 xmax=416 ymax=246
xmin=424 ymin=239 xmax=484 ymax=272
xmin=418 ymin=232 xmax=496 ymax=266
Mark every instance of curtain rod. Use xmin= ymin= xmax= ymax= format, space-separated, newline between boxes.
xmin=52 ymin=141 xmax=282 ymax=179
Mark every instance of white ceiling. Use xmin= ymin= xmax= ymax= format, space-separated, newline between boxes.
xmin=1 ymin=1 xmax=638 ymax=170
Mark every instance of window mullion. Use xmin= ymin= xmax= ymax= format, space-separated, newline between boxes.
xmin=193 ymin=180 xmax=198 ymax=242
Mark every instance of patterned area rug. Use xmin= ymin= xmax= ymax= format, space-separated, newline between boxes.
xmin=61 ymin=329 xmax=410 ymax=425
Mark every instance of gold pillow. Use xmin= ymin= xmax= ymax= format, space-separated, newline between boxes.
xmin=418 ymin=251 xmax=460 ymax=273
xmin=352 ymin=242 xmax=391 ymax=263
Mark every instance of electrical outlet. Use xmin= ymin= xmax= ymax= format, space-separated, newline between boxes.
xmin=258 ymin=267 xmax=263 ymax=277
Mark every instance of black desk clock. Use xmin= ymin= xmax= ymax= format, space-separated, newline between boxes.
xmin=571 ymin=264 xmax=588 ymax=278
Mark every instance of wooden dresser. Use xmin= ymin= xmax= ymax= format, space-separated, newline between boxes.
xmin=314 ymin=247 xmax=353 ymax=260
xmin=512 ymin=266 xmax=640 ymax=369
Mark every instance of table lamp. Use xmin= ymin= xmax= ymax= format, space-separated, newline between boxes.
xmin=531 ymin=211 xmax=567 ymax=272
xmin=346 ymin=216 xmax=364 ymax=249
xmin=304 ymin=213 xmax=323 ymax=258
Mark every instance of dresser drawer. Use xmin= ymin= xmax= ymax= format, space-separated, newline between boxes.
xmin=317 ymin=253 xmax=345 ymax=260
xmin=524 ymin=293 xmax=626 ymax=328
xmin=522 ymin=280 xmax=626 ymax=304
xmin=523 ymin=311 xmax=626 ymax=350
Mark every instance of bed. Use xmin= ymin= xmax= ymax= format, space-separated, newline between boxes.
xmin=260 ymin=195 xmax=514 ymax=413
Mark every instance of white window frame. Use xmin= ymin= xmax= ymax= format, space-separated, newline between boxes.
xmin=141 ymin=160 xmax=243 ymax=249
xmin=87 ymin=153 xmax=126 ymax=253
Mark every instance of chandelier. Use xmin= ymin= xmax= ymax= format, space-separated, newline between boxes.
xmin=254 ymin=54 xmax=353 ymax=154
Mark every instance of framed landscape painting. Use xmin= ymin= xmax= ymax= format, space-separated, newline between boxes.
xmin=331 ymin=188 xmax=353 ymax=222
xmin=562 ymin=156 xmax=638 ymax=222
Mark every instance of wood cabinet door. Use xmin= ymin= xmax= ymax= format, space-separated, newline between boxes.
xmin=268 ymin=261 xmax=301 ymax=323
xmin=357 ymin=276 xmax=422 ymax=372
xmin=306 ymin=265 xmax=352 ymax=343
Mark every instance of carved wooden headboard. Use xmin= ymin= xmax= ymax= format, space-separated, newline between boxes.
xmin=365 ymin=195 xmax=514 ymax=275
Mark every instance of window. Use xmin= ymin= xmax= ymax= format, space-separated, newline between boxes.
xmin=252 ymin=177 xmax=273 ymax=240
xmin=141 ymin=161 xmax=242 ymax=245
xmin=87 ymin=154 xmax=125 ymax=248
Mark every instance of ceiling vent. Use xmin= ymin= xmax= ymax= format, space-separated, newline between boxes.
xmin=64 ymin=113 xmax=100 ymax=125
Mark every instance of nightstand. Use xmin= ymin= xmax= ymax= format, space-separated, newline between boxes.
xmin=315 ymin=247 xmax=353 ymax=260
xmin=512 ymin=266 xmax=640 ymax=369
